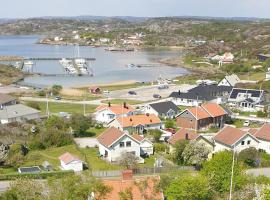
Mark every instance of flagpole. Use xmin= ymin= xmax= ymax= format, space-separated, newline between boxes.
xmin=229 ymin=145 xmax=235 ymax=200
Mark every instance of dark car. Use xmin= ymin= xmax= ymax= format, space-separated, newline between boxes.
xmin=153 ymin=94 xmax=161 ymax=99
xmin=128 ymin=91 xmax=137 ymax=95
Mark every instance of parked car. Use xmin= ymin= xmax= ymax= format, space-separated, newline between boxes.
xmin=55 ymin=96 xmax=62 ymax=100
xmin=158 ymin=84 xmax=169 ymax=90
xmin=243 ymin=120 xmax=250 ymax=127
xmin=128 ymin=91 xmax=137 ymax=95
xmin=103 ymin=90 xmax=110 ymax=94
xmin=153 ymin=94 xmax=161 ymax=99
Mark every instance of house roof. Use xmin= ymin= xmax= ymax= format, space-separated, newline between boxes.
xmin=201 ymin=103 xmax=227 ymax=117
xmin=229 ymin=88 xmax=263 ymax=99
xmin=186 ymin=107 xmax=211 ymax=120
xmin=97 ymin=127 xmax=125 ymax=148
xmin=214 ymin=126 xmax=250 ymax=147
xmin=168 ymin=128 xmax=198 ymax=145
xmin=253 ymin=124 xmax=270 ymax=141
xmin=0 ymin=104 xmax=40 ymax=119
xmin=114 ymin=114 xmax=161 ymax=128
xmin=95 ymin=104 xmax=135 ymax=115
xmin=0 ymin=94 xmax=15 ymax=105
xmin=222 ymin=74 xmax=240 ymax=86
xmin=102 ymin=177 xmax=163 ymax=200
xmin=149 ymin=101 xmax=179 ymax=115
xmin=58 ymin=152 xmax=82 ymax=165
xmin=132 ymin=134 xmax=153 ymax=144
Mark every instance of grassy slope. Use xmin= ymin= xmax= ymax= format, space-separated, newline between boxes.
xmin=0 ymin=64 xmax=25 ymax=85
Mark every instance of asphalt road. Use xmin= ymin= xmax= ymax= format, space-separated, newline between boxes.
xmin=246 ymin=168 xmax=270 ymax=178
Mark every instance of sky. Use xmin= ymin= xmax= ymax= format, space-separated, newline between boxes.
xmin=1 ymin=0 xmax=270 ymax=19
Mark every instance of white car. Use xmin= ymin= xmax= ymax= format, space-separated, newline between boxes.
xmin=243 ymin=120 xmax=250 ymax=127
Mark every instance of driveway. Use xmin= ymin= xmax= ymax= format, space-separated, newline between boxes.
xmin=0 ymin=181 xmax=10 ymax=193
xmin=246 ymin=168 xmax=270 ymax=178
xmin=74 ymin=138 xmax=98 ymax=148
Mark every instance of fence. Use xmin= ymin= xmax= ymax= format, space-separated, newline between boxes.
xmin=92 ymin=166 xmax=195 ymax=178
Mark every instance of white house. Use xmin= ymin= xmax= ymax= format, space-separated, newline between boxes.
xmin=99 ymin=38 xmax=110 ymax=43
xmin=59 ymin=152 xmax=83 ymax=172
xmin=228 ymin=88 xmax=266 ymax=112
xmin=213 ymin=126 xmax=259 ymax=153
xmin=0 ymin=104 xmax=40 ymax=124
xmin=251 ymin=124 xmax=270 ymax=153
xmin=142 ymin=101 xmax=180 ymax=119
xmin=108 ymin=114 xmax=163 ymax=134
xmin=97 ymin=127 xmax=143 ymax=162
xmin=218 ymin=74 xmax=240 ymax=87
xmin=94 ymin=103 xmax=135 ymax=124
xmin=132 ymin=134 xmax=154 ymax=155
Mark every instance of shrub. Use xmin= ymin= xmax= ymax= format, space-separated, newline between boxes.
xmin=26 ymin=102 xmax=41 ymax=110
xmin=154 ymin=143 xmax=168 ymax=153
xmin=238 ymin=148 xmax=260 ymax=167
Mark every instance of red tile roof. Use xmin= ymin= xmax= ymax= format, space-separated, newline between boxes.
xmin=201 ymin=103 xmax=227 ymax=117
xmin=168 ymin=128 xmax=198 ymax=145
xmin=95 ymin=104 xmax=135 ymax=115
xmin=214 ymin=126 xmax=247 ymax=146
xmin=97 ymin=127 xmax=125 ymax=148
xmin=58 ymin=152 xmax=81 ymax=165
xmin=187 ymin=107 xmax=211 ymax=120
xmin=102 ymin=177 xmax=163 ymax=200
xmin=253 ymin=124 xmax=270 ymax=141
xmin=115 ymin=114 xmax=161 ymax=128
xmin=132 ymin=134 xmax=144 ymax=142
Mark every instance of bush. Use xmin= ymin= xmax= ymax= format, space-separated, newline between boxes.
xmin=257 ymin=111 xmax=268 ymax=118
xmin=26 ymin=102 xmax=41 ymax=110
xmin=154 ymin=143 xmax=168 ymax=153
xmin=148 ymin=129 xmax=162 ymax=142
xmin=165 ymin=119 xmax=176 ymax=129
xmin=238 ymin=147 xmax=260 ymax=167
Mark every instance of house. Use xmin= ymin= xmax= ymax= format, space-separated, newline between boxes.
xmin=97 ymin=127 xmax=142 ymax=162
xmin=102 ymin=176 xmax=163 ymax=200
xmin=196 ymin=135 xmax=215 ymax=159
xmin=228 ymin=88 xmax=266 ymax=112
xmin=59 ymin=152 xmax=83 ymax=172
xmin=109 ymin=114 xmax=163 ymax=134
xmin=132 ymin=134 xmax=154 ymax=156
xmin=218 ymin=74 xmax=240 ymax=87
xmin=0 ymin=93 xmax=16 ymax=109
xmin=143 ymin=101 xmax=180 ymax=118
xmin=94 ymin=103 xmax=135 ymax=124
xmin=89 ymin=87 xmax=101 ymax=94
xmin=169 ymin=85 xmax=232 ymax=106
xmin=0 ymin=104 xmax=40 ymax=124
xmin=176 ymin=103 xmax=228 ymax=130
xmin=213 ymin=126 xmax=259 ymax=153
xmin=211 ymin=52 xmax=234 ymax=66
xmin=252 ymin=124 xmax=270 ymax=153
xmin=257 ymin=54 xmax=270 ymax=62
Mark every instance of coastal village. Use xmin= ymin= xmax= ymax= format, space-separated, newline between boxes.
xmin=2 ymin=16 xmax=270 ymax=199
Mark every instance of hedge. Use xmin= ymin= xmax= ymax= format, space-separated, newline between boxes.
xmin=0 ymin=170 xmax=74 ymax=181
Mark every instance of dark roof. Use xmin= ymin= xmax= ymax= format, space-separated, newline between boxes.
xmin=244 ymin=98 xmax=254 ymax=103
xmin=149 ymin=101 xmax=179 ymax=115
xmin=18 ymin=166 xmax=41 ymax=174
xmin=169 ymin=85 xmax=233 ymax=101
xmin=230 ymin=88 xmax=263 ymax=99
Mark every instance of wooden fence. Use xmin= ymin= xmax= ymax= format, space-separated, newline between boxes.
xmin=92 ymin=166 xmax=195 ymax=178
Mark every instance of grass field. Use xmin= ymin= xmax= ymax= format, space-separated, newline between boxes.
xmin=25 ymin=101 xmax=97 ymax=115
xmin=239 ymin=72 xmax=265 ymax=81
xmin=101 ymin=99 xmax=144 ymax=105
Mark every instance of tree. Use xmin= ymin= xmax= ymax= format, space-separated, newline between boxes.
xmin=202 ymin=151 xmax=246 ymax=194
xmin=69 ymin=113 xmax=92 ymax=136
xmin=172 ymin=140 xmax=188 ymax=165
xmin=93 ymin=181 xmax=113 ymax=200
xmin=165 ymin=174 xmax=212 ymax=200
xmin=118 ymin=152 xmax=139 ymax=169
xmin=0 ymin=178 xmax=46 ymax=200
xmin=5 ymin=144 xmax=26 ymax=168
xmin=45 ymin=115 xmax=66 ymax=131
xmin=148 ymin=129 xmax=162 ymax=142
xmin=182 ymin=141 xmax=210 ymax=166
xmin=238 ymin=147 xmax=260 ymax=167
xmin=51 ymin=84 xmax=62 ymax=95
xmin=165 ymin=119 xmax=176 ymax=129
xmin=119 ymin=187 xmax=133 ymax=200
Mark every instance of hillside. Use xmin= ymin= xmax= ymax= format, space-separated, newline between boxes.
xmin=0 ymin=64 xmax=25 ymax=85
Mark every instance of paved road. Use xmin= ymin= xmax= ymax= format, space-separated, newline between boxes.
xmin=107 ymin=84 xmax=195 ymax=102
xmin=246 ymin=168 xmax=270 ymax=178
xmin=232 ymin=115 xmax=270 ymax=123
xmin=0 ymin=85 xmax=31 ymax=94
xmin=74 ymin=138 xmax=98 ymax=148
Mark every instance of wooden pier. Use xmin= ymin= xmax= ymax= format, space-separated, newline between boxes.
xmin=24 ymin=57 xmax=96 ymax=61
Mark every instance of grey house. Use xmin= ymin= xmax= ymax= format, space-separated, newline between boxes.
xmin=143 ymin=101 xmax=180 ymax=118
xmin=0 ymin=94 xmax=16 ymax=109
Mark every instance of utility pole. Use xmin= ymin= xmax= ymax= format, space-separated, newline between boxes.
xmin=46 ymin=92 xmax=49 ymax=118
xmin=229 ymin=145 xmax=236 ymax=200
xmin=83 ymin=98 xmax=86 ymax=116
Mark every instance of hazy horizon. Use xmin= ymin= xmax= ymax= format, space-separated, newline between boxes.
xmin=1 ymin=0 xmax=270 ymax=19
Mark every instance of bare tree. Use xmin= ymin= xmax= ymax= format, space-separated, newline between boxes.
xmin=118 ymin=152 xmax=139 ymax=169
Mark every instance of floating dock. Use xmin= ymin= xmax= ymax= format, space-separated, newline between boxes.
xmin=24 ymin=57 xmax=96 ymax=61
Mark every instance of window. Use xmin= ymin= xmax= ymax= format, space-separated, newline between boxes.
xmin=247 ymin=140 xmax=251 ymax=145
xmin=241 ymin=141 xmax=245 ymax=145
xmin=126 ymin=141 xmax=131 ymax=147
xmin=120 ymin=142 xmax=125 ymax=148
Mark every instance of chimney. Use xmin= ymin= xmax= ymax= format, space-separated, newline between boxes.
xmin=178 ymin=90 xmax=181 ymax=95
xmin=122 ymin=170 xmax=133 ymax=180
xmin=150 ymin=119 xmax=153 ymax=122
xmin=108 ymin=102 xmax=111 ymax=107
xmin=130 ymin=118 xmax=133 ymax=122
xmin=123 ymin=102 xmax=127 ymax=109
xmin=185 ymin=133 xmax=189 ymax=140
xmin=146 ymin=113 xmax=150 ymax=117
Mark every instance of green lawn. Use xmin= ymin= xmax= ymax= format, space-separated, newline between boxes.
xmin=25 ymin=102 xmax=97 ymax=115
xmin=101 ymin=99 xmax=144 ymax=105
xmin=83 ymin=127 xmax=106 ymax=137
xmin=239 ymin=72 xmax=265 ymax=81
